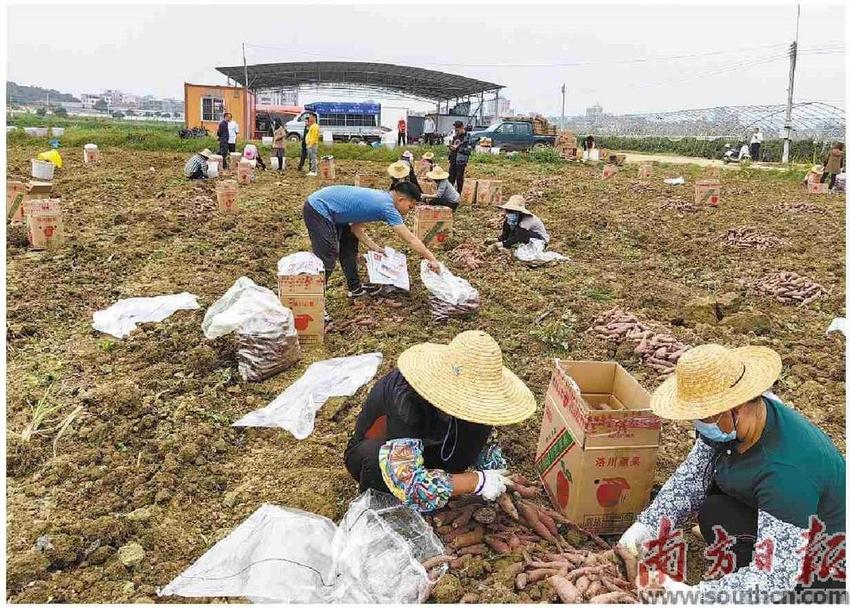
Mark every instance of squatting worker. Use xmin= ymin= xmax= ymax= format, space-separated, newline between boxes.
xmin=217 ymin=113 xmax=231 ymax=169
xmin=488 ymin=195 xmax=550 ymax=251
xmin=302 ymin=182 xmax=441 ymax=299
xmin=400 ymin=150 xmax=420 ymax=190
xmin=387 ymin=160 xmax=412 ymax=190
xmin=344 ymin=330 xmax=536 ymax=511
xmin=421 ymin=166 xmax=459 ymax=211
xmin=183 ymin=148 xmax=211 ymax=179
xmin=272 ymin=119 xmax=286 ymax=171
xmin=448 ymin=120 xmax=472 ymax=194
xmin=305 ymin=113 xmax=320 ymax=176
xmin=617 ymin=344 xmax=846 ymax=598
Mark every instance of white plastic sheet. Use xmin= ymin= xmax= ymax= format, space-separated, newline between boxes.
xmin=827 ymin=317 xmax=846 ymax=336
xmin=159 ymin=490 xmax=445 ymax=604
xmin=232 ymin=352 xmax=383 ymax=439
xmin=92 ymin=293 xmax=200 ymax=338
xmin=513 ymin=238 xmax=568 ymax=268
xmin=420 ymin=261 xmax=480 ymax=321
xmin=664 ymin=177 xmax=686 ymax=185
xmin=366 ymin=247 xmax=410 ymax=291
xmin=277 ymin=251 xmax=325 ymax=277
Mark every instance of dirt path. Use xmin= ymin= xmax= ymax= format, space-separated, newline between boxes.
xmin=618 ymin=151 xmax=797 ymax=171
xmin=5 ymin=146 xmax=846 ymax=603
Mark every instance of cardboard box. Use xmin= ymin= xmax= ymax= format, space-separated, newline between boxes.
xmin=237 ymin=161 xmax=254 ymax=185
xmin=475 ymin=179 xmax=503 ymax=205
xmin=599 ymin=149 xmax=610 ymax=161
xmin=354 ymin=173 xmax=382 ymax=189
xmin=320 ymin=157 xmax=336 ymax=180
xmin=559 ymin=147 xmax=578 ymax=160
xmin=413 ymin=205 xmax=453 ymax=249
xmin=602 ymin=164 xmax=618 ymax=180
xmin=704 ymin=166 xmax=720 ymax=179
xmin=215 ymin=180 xmax=238 ymax=212
xmin=23 ymin=198 xmax=61 ymax=217
xmin=27 ymin=180 xmax=53 ymax=198
xmin=279 ymin=293 xmax=325 ymax=346
xmin=459 ymin=179 xmax=478 ymax=206
xmin=419 ymin=179 xmax=437 ymax=196
xmin=695 ymin=180 xmax=720 ymax=206
xmin=807 ymin=181 xmax=829 ymax=194
xmin=278 ymin=272 xmax=325 ymax=295
xmin=535 ymin=359 xmax=661 ymax=534
xmin=6 ymin=180 xmax=27 ymax=223
xmin=638 ymin=164 xmax=653 ymax=178
xmin=26 ymin=199 xmax=64 ymax=250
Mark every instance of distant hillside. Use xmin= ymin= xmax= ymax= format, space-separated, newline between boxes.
xmin=7 ymin=81 xmax=79 ymax=104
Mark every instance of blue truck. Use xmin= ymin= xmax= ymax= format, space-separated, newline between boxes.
xmin=284 ymin=102 xmax=384 ymax=143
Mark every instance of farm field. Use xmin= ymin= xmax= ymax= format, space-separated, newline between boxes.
xmin=5 ymin=142 xmax=846 ymax=603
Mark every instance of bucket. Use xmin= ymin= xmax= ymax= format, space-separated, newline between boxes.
xmin=216 ymin=180 xmax=238 ymax=212
xmin=322 ymin=131 xmax=333 ymax=144
xmin=34 ymin=127 xmax=48 ymax=137
xmin=229 ymin=152 xmax=242 ymax=164
xmin=31 ymin=159 xmax=56 ymax=181
xmin=236 ymin=161 xmax=254 ymax=185
xmin=51 ymin=127 xmax=64 ymax=137
xmin=271 ymin=157 xmax=285 ymax=170
xmin=84 ymin=147 xmax=101 ymax=164
xmin=207 ymin=161 xmax=219 ymax=178
xmin=24 ymin=127 xmax=39 ymax=137
xmin=262 ymin=136 xmax=273 ymax=146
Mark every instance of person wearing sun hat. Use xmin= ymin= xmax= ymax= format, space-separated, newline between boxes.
xmin=388 ymin=157 xmax=420 ymax=191
xmin=183 ymin=148 xmax=212 ymax=179
xmin=487 ymin=195 xmax=550 ymax=253
xmin=617 ymin=344 xmax=845 ymax=599
xmin=343 ymin=330 xmax=537 ymax=512
xmin=420 ymin=165 xmax=459 ymax=211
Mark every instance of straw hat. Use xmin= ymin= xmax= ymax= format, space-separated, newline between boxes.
xmin=199 ymin=148 xmax=213 ymax=159
xmin=397 ymin=330 xmax=537 ymax=426
xmin=499 ymin=195 xmax=531 ymax=215
xmin=426 ymin=166 xmax=450 ymax=180
xmin=422 ymin=152 xmax=435 ymax=160
xmin=402 ymin=150 xmax=414 ymax=160
xmin=651 ymin=344 xmax=782 ymax=421
xmin=388 ymin=161 xmax=411 ymax=179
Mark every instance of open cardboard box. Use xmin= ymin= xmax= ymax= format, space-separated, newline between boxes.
xmin=535 ymin=359 xmax=661 ymax=534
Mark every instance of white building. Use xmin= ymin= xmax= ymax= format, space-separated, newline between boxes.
xmin=256 ymin=88 xmax=299 ymax=106
xmin=485 ymin=97 xmax=511 ymax=117
xmin=80 ymin=93 xmax=102 ymax=108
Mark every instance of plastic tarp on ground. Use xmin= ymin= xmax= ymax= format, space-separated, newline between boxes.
xmin=92 ymin=293 xmax=200 ymax=339
xmin=232 ymin=352 xmax=383 ymax=439
xmin=513 ymin=238 xmax=568 ymax=268
xmin=159 ymin=490 xmax=445 ymax=604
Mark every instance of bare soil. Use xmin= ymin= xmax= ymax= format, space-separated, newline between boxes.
xmin=5 ymin=144 xmax=845 ymax=603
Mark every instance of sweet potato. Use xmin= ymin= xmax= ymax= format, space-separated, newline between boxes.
xmin=508 ymin=534 xmax=522 ymax=550
xmin=585 ymin=580 xmax=604 ymax=598
xmin=549 ymin=575 xmax=582 ymax=604
xmin=575 ymin=575 xmax=591 ymax=596
xmin=528 ymin=568 xmax=564 ymax=582
xmin=451 ymin=526 xmax=484 ymax=549
xmin=452 ymin=504 xmax=479 ymax=528
xmin=472 ymin=506 xmax=497 ymax=525
xmin=518 ymin=501 xmax=558 ymax=543
xmin=457 ymin=543 xmax=487 ymax=556
xmin=511 ymin=473 xmax=532 ymax=486
xmin=536 ymin=508 xmax=560 ymax=539
xmin=435 ymin=524 xmax=454 ymax=536
xmin=504 ymin=561 xmax=525 ymax=577
xmin=497 ymin=493 xmax=519 ymax=520
xmin=530 ymin=560 xmax=575 ymax=570
xmin=567 ymin=565 xmax=608 ymax=582
xmin=444 ymin=523 xmax=474 ymax=542
xmin=449 ymin=554 xmax=471 ymax=570
xmin=511 ymin=483 xmax=540 ymax=499
xmin=515 ymin=572 xmax=529 ymax=591
xmin=433 ymin=507 xmax=462 ymax=527
xmin=459 ymin=593 xmax=479 ymax=604
xmin=484 ymin=535 xmax=512 ymax=554
xmin=589 ymin=591 xmax=638 ymax=604
xmin=614 ymin=543 xmax=638 ymax=583
xmin=421 ymin=554 xmax=456 ymax=569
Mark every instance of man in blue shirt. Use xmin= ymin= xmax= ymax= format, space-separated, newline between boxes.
xmin=303 ymin=182 xmax=441 ymax=298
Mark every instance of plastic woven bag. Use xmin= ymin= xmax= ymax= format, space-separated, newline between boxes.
xmin=514 ymin=238 xmax=568 ymax=268
xmin=203 ymin=277 xmax=301 ymax=382
xmin=420 ymin=261 xmax=480 ymax=322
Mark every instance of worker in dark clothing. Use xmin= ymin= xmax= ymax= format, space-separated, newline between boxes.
xmin=297 ymin=117 xmax=310 ymax=171
xmin=217 ymin=112 xmax=231 ymax=169
xmin=448 ymin=121 xmax=473 ymax=194
xmin=343 ymin=330 xmax=536 ymax=512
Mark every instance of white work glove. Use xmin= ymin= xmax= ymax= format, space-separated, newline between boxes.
xmin=618 ymin=521 xmax=654 ymax=557
xmin=474 ymin=469 xmax=510 ymax=501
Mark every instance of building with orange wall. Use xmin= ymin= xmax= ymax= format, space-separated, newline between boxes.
xmin=183 ymin=83 xmax=256 ymax=141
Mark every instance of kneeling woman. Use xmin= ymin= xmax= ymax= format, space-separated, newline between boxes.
xmin=421 ymin=166 xmax=460 ymax=211
xmin=618 ymin=344 xmax=845 ymax=597
xmin=344 ymin=330 xmax=536 ymax=511
xmin=490 ymin=196 xmax=550 ymax=251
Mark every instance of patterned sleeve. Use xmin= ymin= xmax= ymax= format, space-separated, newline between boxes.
xmin=693 ymin=510 xmax=806 ymax=602
xmin=379 ymin=438 xmax=453 ymax=513
xmin=474 ymin=442 xmax=507 ymax=471
xmin=637 ymin=438 xmax=714 ymax=531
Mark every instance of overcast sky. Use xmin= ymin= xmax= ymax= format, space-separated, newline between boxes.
xmin=6 ymin=3 xmax=846 ymax=117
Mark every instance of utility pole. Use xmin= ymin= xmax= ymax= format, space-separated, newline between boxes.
xmin=782 ymin=5 xmax=800 ymax=164
xmin=242 ymin=42 xmax=249 ymax=92
xmin=560 ymin=83 xmax=566 ymax=128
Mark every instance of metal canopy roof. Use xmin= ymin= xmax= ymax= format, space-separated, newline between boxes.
xmin=215 ymin=61 xmax=504 ymax=101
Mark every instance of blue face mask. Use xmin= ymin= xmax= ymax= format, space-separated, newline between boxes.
xmin=694 ymin=411 xmax=737 ymax=443
xmin=506 ymin=212 xmax=520 ymax=227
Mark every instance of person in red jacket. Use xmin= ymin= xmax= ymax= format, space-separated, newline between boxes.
xmin=397 ymin=118 xmax=407 ymax=146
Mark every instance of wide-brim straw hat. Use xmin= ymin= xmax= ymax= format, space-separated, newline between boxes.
xmin=199 ymin=148 xmax=213 ymax=158
xmin=426 ymin=166 xmax=450 ymax=180
xmin=397 ymin=330 xmax=537 ymax=426
xmin=422 ymin=152 xmax=435 ymax=160
xmin=388 ymin=161 xmax=411 ymax=179
xmin=499 ymin=195 xmax=531 ymax=215
xmin=402 ymin=150 xmax=414 ymax=159
xmin=651 ymin=344 xmax=782 ymax=421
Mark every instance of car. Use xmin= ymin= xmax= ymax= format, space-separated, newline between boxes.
xmin=468 ymin=119 xmax=557 ymax=152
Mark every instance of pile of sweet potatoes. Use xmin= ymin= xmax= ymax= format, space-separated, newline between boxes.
xmin=775 ymin=202 xmax=825 ymax=215
xmin=448 ymin=242 xmax=487 ymax=270
xmin=423 ymin=475 xmax=639 ymax=603
xmin=720 ymin=227 xmax=782 ymax=251
xmin=634 ymin=333 xmax=690 ymax=377
xmin=589 ymin=309 xmax=653 ymax=343
xmin=661 ymin=197 xmax=698 ymax=212
xmin=752 ymin=271 xmax=826 ymax=305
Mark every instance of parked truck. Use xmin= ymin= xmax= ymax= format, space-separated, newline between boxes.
xmin=468 ymin=118 xmax=557 ymax=152
xmin=284 ymin=102 xmax=384 ymax=143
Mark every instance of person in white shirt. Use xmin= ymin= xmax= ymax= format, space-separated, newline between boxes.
xmin=227 ymin=118 xmax=240 ymax=153
xmin=423 ymin=116 xmax=436 ymax=145
xmin=750 ymin=128 xmax=763 ymax=161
